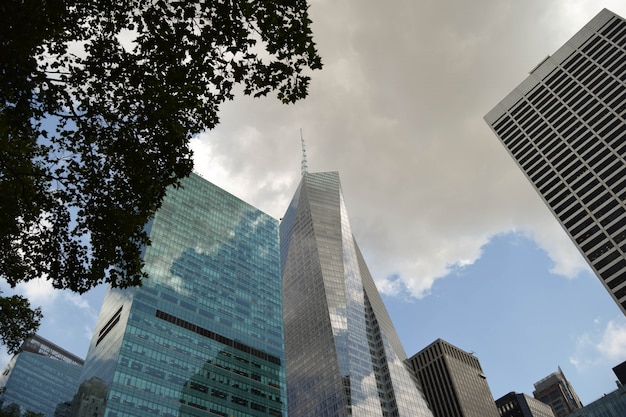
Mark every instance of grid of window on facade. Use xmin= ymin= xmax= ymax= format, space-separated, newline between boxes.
xmin=532 ymin=369 xmax=583 ymax=417
xmin=281 ymin=172 xmax=379 ymax=417
xmin=495 ymin=392 xmax=556 ymax=417
xmin=76 ymin=173 xmax=286 ymax=417
xmin=20 ymin=335 xmax=84 ymax=366
xmin=533 ymin=386 xmax=577 ymax=417
xmin=409 ymin=339 xmax=499 ymax=417
xmin=0 ymin=352 xmax=82 ymax=417
xmin=568 ymin=384 xmax=626 ymax=417
xmin=360 ymin=246 xmax=433 ymax=417
xmin=280 ymin=172 xmax=434 ymax=417
xmin=485 ymin=9 xmax=626 ymax=314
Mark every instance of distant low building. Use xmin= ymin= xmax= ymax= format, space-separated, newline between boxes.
xmin=0 ymin=335 xmax=83 ymax=417
xmin=568 ymin=384 xmax=626 ymax=417
xmin=496 ymin=392 xmax=556 ymax=417
xmin=408 ymin=338 xmax=500 ymax=417
xmin=533 ymin=367 xmax=583 ymax=417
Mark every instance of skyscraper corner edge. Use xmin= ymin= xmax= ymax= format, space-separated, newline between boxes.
xmin=483 ymin=8 xmax=626 ymax=315
xmin=280 ymin=170 xmax=435 ymax=417
xmin=484 ymin=8 xmax=623 ymax=126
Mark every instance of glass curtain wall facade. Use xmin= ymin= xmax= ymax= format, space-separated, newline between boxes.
xmin=408 ymin=339 xmax=500 ymax=417
xmin=484 ymin=9 xmax=626 ymax=315
xmin=280 ymin=171 xmax=433 ymax=417
xmin=19 ymin=335 xmax=84 ymax=365
xmin=72 ymin=173 xmax=286 ymax=417
xmin=568 ymin=384 xmax=626 ymax=417
xmin=0 ymin=339 xmax=83 ymax=417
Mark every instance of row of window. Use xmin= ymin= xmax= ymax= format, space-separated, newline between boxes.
xmin=155 ymin=310 xmax=281 ymax=366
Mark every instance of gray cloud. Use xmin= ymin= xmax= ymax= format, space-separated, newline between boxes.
xmin=192 ymin=0 xmax=624 ymax=298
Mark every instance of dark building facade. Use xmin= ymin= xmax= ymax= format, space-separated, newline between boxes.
xmin=533 ymin=368 xmax=583 ymax=417
xmin=280 ymin=171 xmax=434 ymax=417
xmin=484 ymin=9 xmax=626 ymax=315
xmin=0 ymin=335 xmax=83 ymax=417
xmin=496 ymin=392 xmax=556 ymax=417
xmin=408 ymin=338 xmax=499 ymax=417
xmin=72 ymin=173 xmax=286 ymax=417
xmin=612 ymin=359 xmax=626 ymax=385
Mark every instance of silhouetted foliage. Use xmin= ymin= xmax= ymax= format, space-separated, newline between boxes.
xmin=0 ymin=404 xmax=44 ymax=417
xmin=0 ymin=291 xmax=42 ymax=355
xmin=0 ymin=0 xmax=321 ymax=351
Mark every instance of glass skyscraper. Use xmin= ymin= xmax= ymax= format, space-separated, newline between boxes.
xmin=484 ymin=9 xmax=626 ymax=315
xmin=72 ymin=173 xmax=286 ymax=417
xmin=280 ymin=171 xmax=434 ymax=417
xmin=0 ymin=335 xmax=83 ymax=417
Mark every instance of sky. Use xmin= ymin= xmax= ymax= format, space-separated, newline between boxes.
xmin=2 ymin=0 xmax=626 ymax=408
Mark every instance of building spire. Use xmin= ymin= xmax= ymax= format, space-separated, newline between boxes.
xmin=300 ymin=129 xmax=308 ymax=176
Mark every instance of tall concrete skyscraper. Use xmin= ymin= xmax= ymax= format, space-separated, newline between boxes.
xmin=72 ymin=173 xmax=286 ymax=417
xmin=533 ymin=368 xmax=583 ymax=417
xmin=408 ymin=339 xmax=500 ymax=417
xmin=484 ymin=9 xmax=626 ymax=315
xmin=280 ymin=171 xmax=434 ymax=417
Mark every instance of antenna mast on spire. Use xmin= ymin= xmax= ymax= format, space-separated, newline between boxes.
xmin=300 ymin=129 xmax=308 ymax=176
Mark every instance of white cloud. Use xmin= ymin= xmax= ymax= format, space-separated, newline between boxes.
xmin=597 ymin=320 xmax=626 ymax=360
xmin=64 ymin=292 xmax=91 ymax=311
xmin=10 ymin=278 xmax=100 ymax=316
xmin=63 ymin=292 xmax=100 ymax=325
xmin=522 ymin=217 xmax=590 ymax=279
xmin=570 ymin=318 xmax=626 ymax=370
xmin=2 ymin=0 xmax=624 ymax=403
xmin=4 ymin=1 xmax=615 ymax=363
xmin=373 ymin=233 xmax=491 ymax=299
xmin=184 ymin=0 xmax=623 ymax=301
xmin=15 ymin=278 xmax=59 ymax=308
xmin=84 ymin=324 xmax=94 ymax=342
xmin=190 ymin=135 xmax=233 ymax=192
